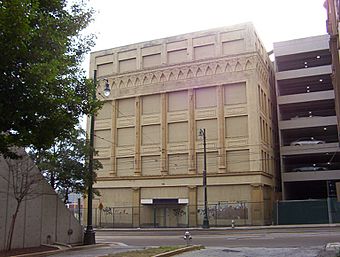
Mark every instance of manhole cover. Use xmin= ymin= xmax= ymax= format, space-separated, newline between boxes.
xmin=223 ymin=249 xmax=241 ymax=253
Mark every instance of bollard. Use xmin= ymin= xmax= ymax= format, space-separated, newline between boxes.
xmin=183 ymin=231 xmax=192 ymax=246
xmin=231 ymin=219 xmax=235 ymax=229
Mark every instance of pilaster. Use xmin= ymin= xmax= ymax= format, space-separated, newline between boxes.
xmin=132 ymin=187 xmax=140 ymax=227
xmin=110 ymin=100 xmax=117 ymax=176
xmin=161 ymin=93 xmax=168 ymax=175
xmin=135 ymin=97 xmax=141 ymax=175
xmin=187 ymin=38 xmax=193 ymax=61
xmin=217 ymin=85 xmax=226 ymax=173
xmin=188 ymin=186 xmax=197 ymax=227
xmin=251 ymin=183 xmax=264 ymax=225
xmin=136 ymin=47 xmax=142 ymax=70
xmin=161 ymin=43 xmax=167 ymax=64
xmin=188 ymin=89 xmax=196 ymax=174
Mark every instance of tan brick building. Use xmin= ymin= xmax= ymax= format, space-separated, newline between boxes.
xmin=88 ymin=23 xmax=278 ymax=227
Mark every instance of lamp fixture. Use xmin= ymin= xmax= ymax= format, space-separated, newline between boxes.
xmin=103 ymin=79 xmax=111 ymax=97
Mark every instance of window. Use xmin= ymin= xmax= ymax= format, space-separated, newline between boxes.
xmin=195 ymin=87 xmax=216 ymax=108
xmin=224 ymin=82 xmax=247 ymax=105
xmin=225 ymin=116 xmax=248 ymax=138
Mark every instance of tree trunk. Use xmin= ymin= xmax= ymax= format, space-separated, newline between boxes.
xmin=64 ymin=188 xmax=69 ymax=204
xmin=50 ymin=171 xmax=55 ymax=189
xmin=6 ymin=201 xmax=21 ymax=251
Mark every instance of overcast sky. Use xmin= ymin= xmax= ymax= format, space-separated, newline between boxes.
xmin=85 ymin=0 xmax=327 ymax=56
xmin=81 ymin=0 xmax=327 ymax=125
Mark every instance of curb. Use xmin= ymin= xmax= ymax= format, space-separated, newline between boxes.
xmin=153 ymin=245 xmax=203 ymax=257
xmin=10 ymin=243 xmax=109 ymax=257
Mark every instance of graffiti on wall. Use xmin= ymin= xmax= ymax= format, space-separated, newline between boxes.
xmin=198 ymin=202 xmax=248 ymax=219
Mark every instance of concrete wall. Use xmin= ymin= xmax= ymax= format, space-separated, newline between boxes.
xmin=0 ymin=153 xmax=83 ymax=251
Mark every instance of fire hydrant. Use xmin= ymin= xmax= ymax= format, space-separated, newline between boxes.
xmin=231 ymin=219 xmax=235 ymax=229
xmin=183 ymin=231 xmax=192 ymax=246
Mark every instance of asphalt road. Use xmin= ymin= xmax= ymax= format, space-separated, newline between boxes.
xmin=95 ymin=226 xmax=340 ymax=248
xmin=51 ymin=226 xmax=340 ymax=257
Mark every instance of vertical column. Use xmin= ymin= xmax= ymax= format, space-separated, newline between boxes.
xmin=217 ymin=85 xmax=226 ymax=173
xmin=188 ymin=186 xmax=197 ymax=227
xmin=132 ymin=187 xmax=140 ymax=228
xmin=188 ymin=89 xmax=196 ymax=174
xmin=216 ymin=33 xmax=222 ymax=57
xmin=161 ymin=43 xmax=167 ymax=65
xmin=187 ymin=38 xmax=193 ymax=61
xmin=161 ymin=93 xmax=168 ymax=175
xmin=251 ymin=184 xmax=264 ymax=225
xmin=110 ymin=100 xmax=117 ymax=176
xmin=136 ymin=47 xmax=142 ymax=70
xmin=135 ymin=97 xmax=141 ymax=175
xmin=113 ymin=53 xmax=119 ymax=73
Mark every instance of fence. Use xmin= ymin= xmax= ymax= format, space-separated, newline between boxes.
xmin=71 ymin=201 xmax=272 ymax=228
xmin=273 ymin=197 xmax=340 ymax=225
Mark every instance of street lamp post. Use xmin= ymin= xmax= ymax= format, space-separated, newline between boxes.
xmin=84 ymin=70 xmax=110 ymax=245
xmin=199 ymin=128 xmax=210 ymax=229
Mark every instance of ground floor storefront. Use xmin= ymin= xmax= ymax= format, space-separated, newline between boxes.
xmin=83 ymin=180 xmax=275 ymax=227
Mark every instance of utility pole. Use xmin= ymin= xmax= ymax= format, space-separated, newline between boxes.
xmin=199 ymin=128 xmax=210 ymax=229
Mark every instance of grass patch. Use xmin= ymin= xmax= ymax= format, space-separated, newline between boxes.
xmin=105 ymin=245 xmax=185 ymax=257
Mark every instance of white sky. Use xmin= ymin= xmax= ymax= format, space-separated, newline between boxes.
xmin=81 ymin=0 xmax=327 ymax=125
xmin=86 ymin=0 xmax=327 ymax=58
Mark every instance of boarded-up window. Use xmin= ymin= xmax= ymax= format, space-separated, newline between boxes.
xmin=97 ymin=63 xmax=113 ymax=77
xmin=196 ymin=152 xmax=218 ymax=174
xmin=118 ymin=98 xmax=135 ymax=117
xmin=117 ymin=157 xmax=134 ymax=176
xmin=143 ymin=53 xmax=161 ymax=68
xmin=119 ymin=58 xmax=136 ymax=72
xmin=225 ymin=116 xmax=248 ymax=138
xmin=168 ymin=91 xmax=188 ymax=112
xmin=96 ymin=102 xmax=112 ymax=120
xmin=142 ymin=125 xmax=160 ymax=145
xmin=168 ymin=154 xmax=188 ymax=174
xmin=196 ymin=119 xmax=218 ymax=140
xmin=226 ymin=150 xmax=249 ymax=172
xmin=194 ymin=44 xmax=215 ymax=60
xmin=168 ymin=49 xmax=187 ymax=64
xmin=224 ymin=83 xmax=247 ymax=105
xmin=96 ymin=158 xmax=111 ymax=174
xmin=222 ymin=39 xmax=245 ymax=55
xmin=94 ymin=130 xmax=111 ymax=148
xmin=117 ymin=127 xmax=135 ymax=146
xmin=142 ymin=155 xmax=160 ymax=175
xmin=168 ymin=122 xmax=188 ymax=143
xmin=196 ymin=87 xmax=216 ymax=108
xmin=142 ymin=94 xmax=160 ymax=114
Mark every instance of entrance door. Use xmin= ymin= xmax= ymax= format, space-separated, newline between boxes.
xmin=154 ymin=205 xmax=187 ymax=227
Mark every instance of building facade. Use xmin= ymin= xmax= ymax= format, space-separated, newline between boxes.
xmin=325 ymin=0 xmax=340 ymax=131
xmin=274 ymin=35 xmax=340 ymax=200
xmin=89 ymin=23 xmax=278 ymax=227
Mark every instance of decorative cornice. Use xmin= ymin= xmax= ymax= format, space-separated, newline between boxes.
xmin=104 ymin=53 xmax=262 ymax=92
xmin=96 ymin=171 xmax=273 ymax=181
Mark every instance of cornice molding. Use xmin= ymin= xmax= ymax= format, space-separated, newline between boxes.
xmin=103 ymin=53 xmax=262 ymax=92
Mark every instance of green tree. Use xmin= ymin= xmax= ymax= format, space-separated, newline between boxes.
xmin=0 ymin=0 xmax=98 ymax=158
xmin=30 ymin=127 xmax=102 ymax=203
